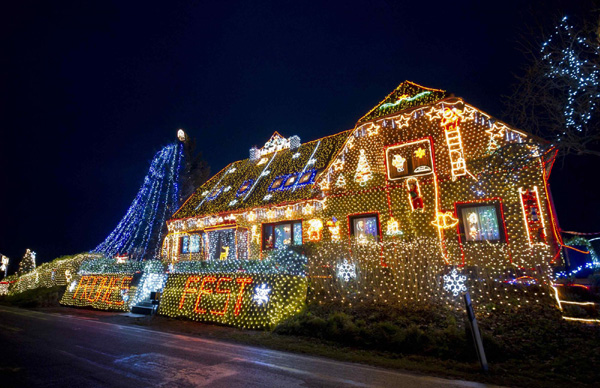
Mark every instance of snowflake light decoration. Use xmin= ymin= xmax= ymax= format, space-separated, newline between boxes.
xmin=337 ymin=259 xmax=357 ymax=282
xmin=253 ymin=283 xmax=271 ymax=306
xmin=443 ymin=269 xmax=467 ymax=296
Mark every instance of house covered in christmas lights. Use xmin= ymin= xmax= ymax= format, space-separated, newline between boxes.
xmin=162 ymin=81 xmax=560 ymax=270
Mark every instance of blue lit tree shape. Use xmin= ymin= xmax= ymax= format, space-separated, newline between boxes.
xmin=93 ymin=143 xmax=183 ymax=260
xmin=507 ymin=15 xmax=600 ymax=157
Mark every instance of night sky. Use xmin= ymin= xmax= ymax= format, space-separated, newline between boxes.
xmin=1 ymin=1 xmax=598 ymax=271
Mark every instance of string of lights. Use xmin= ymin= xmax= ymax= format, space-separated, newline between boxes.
xmin=93 ymin=142 xmax=183 ymax=260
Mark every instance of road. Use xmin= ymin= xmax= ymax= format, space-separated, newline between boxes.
xmin=0 ymin=306 xmax=494 ymax=387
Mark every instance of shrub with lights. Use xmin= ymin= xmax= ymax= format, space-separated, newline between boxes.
xmin=158 ymin=249 xmax=308 ymax=329
xmin=8 ymin=253 xmax=103 ymax=296
xmin=59 ymin=258 xmax=165 ymax=311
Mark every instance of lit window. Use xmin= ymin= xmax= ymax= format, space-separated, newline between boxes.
xmin=284 ymin=174 xmax=298 ymax=187
xmin=262 ymin=221 xmax=303 ymax=250
xmin=237 ymin=180 xmax=253 ymax=197
xmin=349 ymin=214 xmax=379 ymax=242
xmin=189 ymin=235 xmax=201 ymax=253
xmin=298 ymin=171 xmax=314 ymax=184
xmin=181 ymin=234 xmax=202 ymax=254
xmin=181 ymin=236 xmax=190 ymax=254
xmin=270 ymin=177 xmax=284 ymax=190
xmin=457 ymin=203 xmax=504 ymax=242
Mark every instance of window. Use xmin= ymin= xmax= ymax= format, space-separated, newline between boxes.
xmin=349 ymin=214 xmax=379 ymax=242
xmin=207 ymin=187 xmax=223 ymax=200
xmin=456 ymin=203 xmax=504 ymax=242
xmin=385 ymin=139 xmax=433 ymax=180
xmin=181 ymin=236 xmax=190 ymax=254
xmin=237 ymin=180 xmax=254 ymax=196
xmin=298 ymin=170 xmax=314 ymax=184
xmin=189 ymin=234 xmax=201 ymax=253
xmin=284 ymin=174 xmax=298 ymax=187
xmin=180 ymin=234 xmax=202 ymax=254
xmin=270 ymin=177 xmax=284 ymax=191
xmin=262 ymin=220 xmax=303 ymax=250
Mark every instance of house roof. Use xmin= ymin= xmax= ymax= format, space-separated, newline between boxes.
xmin=172 ymin=130 xmax=350 ymax=220
xmin=357 ymin=81 xmax=447 ymax=124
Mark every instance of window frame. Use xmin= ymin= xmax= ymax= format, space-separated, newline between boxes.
xmin=348 ymin=213 xmax=381 ymax=242
xmin=455 ymin=201 xmax=506 ymax=243
xmin=262 ymin=219 xmax=303 ymax=251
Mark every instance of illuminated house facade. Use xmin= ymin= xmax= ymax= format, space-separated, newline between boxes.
xmin=162 ymin=81 xmax=559 ymax=269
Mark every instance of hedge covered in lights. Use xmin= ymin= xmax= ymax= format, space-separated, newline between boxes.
xmin=8 ymin=253 xmax=102 ymax=296
xmin=60 ymin=273 xmax=141 ymax=311
xmin=158 ymin=272 xmax=307 ymax=329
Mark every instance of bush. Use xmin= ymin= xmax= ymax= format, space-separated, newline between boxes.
xmin=275 ymin=301 xmax=478 ymax=360
xmin=0 ymin=285 xmax=66 ymax=308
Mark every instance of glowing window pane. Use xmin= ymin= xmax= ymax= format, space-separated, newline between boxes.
xmin=460 ymin=205 xmax=500 ymax=242
xmin=293 ymin=222 xmax=302 ymax=245
xmin=351 ymin=215 xmax=378 ymax=242
xmin=189 ymin=234 xmax=201 ymax=253
xmin=181 ymin=236 xmax=190 ymax=254
xmin=274 ymin=224 xmax=292 ymax=249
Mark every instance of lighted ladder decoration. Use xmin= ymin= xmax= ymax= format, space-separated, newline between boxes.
xmin=441 ymin=108 xmax=467 ymax=181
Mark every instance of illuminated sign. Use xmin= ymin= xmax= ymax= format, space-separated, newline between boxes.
xmin=159 ymin=273 xmax=308 ymax=329
xmin=385 ymin=139 xmax=433 ymax=180
xmin=60 ymin=274 xmax=139 ymax=311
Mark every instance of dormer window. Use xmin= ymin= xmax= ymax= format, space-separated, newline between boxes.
xmin=207 ymin=187 xmax=223 ymax=201
xmin=284 ymin=174 xmax=298 ymax=187
xmin=269 ymin=177 xmax=284 ymax=191
xmin=237 ymin=179 xmax=254 ymax=197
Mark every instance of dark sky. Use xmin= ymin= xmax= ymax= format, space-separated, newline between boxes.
xmin=1 ymin=0 xmax=598 ymax=270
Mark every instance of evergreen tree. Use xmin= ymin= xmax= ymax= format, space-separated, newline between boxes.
xmin=18 ymin=249 xmax=36 ymax=275
xmin=507 ymin=9 xmax=600 ymax=157
xmin=180 ymin=135 xmax=211 ymax=205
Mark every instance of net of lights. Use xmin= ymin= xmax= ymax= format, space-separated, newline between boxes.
xmin=93 ymin=142 xmax=183 ymax=261
xmin=171 ymin=248 xmax=307 ymax=276
xmin=7 ymin=253 xmax=103 ymax=296
xmin=306 ymin=239 xmax=553 ymax=312
xmin=161 ymin=81 xmax=561 ymax=320
xmin=78 ymin=257 xmax=146 ymax=275
xmin=173 ymin=131 xmax=348 ymax=221
xmin=315 ymin=92 xmax=554 ymax=271
xmin=60 ymin=273 xmax=141 ymax=311
xmin=158 ymin=272 xmax=307 ymax=329
xmin=129 ymin=272 xmax=168 ymax=307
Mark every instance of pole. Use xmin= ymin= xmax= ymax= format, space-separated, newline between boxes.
xmin=463 ymin=291 xmax=488 ymax=372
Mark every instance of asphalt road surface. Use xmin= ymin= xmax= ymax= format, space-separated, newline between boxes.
xmin=0 ymin=306 xmax=495 ymax=387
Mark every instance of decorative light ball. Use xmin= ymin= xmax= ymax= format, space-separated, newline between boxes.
xmin=177 ymin=129 xmax=186 ymax=142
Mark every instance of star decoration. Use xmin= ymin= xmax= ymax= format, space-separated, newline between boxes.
xmin=394 ymin=115 xmax=411 ymax=129
xmin=284 ymin=207 xmax=293 ymax=219
xmin=332 ymin=158 xmax=344 ymax=171
xmin=414 ymin=147 xmax=426 ymax=158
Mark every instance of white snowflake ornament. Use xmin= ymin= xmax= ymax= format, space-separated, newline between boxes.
xmin=443 ymin=269 xmax=467 ymax=296
xmin=253 ymin=283 xmax=271 ymax=306
xmin=337 ymin=259 xmax=357 ymax=282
